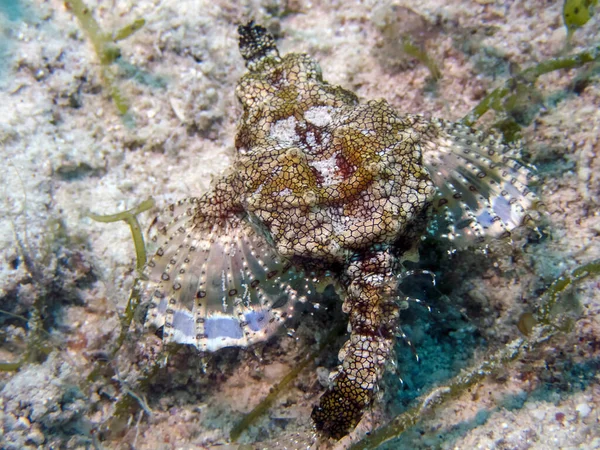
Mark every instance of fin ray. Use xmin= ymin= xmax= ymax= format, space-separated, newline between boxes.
xmin=141 ymin=199 xmax=310 ymax=351
xmin=416 ymin=116 xmax=540 ymax=248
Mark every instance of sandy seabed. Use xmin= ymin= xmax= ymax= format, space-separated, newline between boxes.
xmin=1 ymin=1 xmax=599 ymax=449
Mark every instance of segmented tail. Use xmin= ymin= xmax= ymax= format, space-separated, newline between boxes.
xmin=312 ymin=248 xmax=399 ymax=439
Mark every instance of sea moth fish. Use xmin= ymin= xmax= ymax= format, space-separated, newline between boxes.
xmin=140 ymin=22 xmax=539 ymax=439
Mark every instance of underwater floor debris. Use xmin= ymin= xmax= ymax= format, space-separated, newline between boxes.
xmin=1 ymin=1 xmax=599 ymax=449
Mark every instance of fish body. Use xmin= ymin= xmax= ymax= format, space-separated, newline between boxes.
xmin=141 ymin=22 xmax=539 ymax=438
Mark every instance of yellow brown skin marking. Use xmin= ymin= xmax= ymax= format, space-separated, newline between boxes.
xmin=236 ymin=58 xmax=435 ymax=261
xmin=142 ymin=22 xmax=540 ymax=440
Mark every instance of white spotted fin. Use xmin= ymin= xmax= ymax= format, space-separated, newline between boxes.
xmin=141 ymin=198 xmax=312 ymax=352
xmin=417 ymin=117 xmax=541 ymax=248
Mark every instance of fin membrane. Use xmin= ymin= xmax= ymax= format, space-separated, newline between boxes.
xmin=418 ymin=117 xmax=541 ymax=249
xmin=141 ymin=198 xmax=311 ymax=351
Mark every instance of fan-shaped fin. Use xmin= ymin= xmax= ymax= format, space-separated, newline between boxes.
xmin=417 ymin=117 xmax=541 ymax=249
xmin=141 ymin=198 xmax=312 ymax=351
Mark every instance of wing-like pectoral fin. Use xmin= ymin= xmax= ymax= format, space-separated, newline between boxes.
xmin=415 ymin=116 xmax=541 ymax=248
xmin=140 ymin=198 xmax=312 ymax=352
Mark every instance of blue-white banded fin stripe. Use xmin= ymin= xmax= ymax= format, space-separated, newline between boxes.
xmin=140 ymin=198 xmax=312 ymax=351
xmin=417 ymin=117 xmax=540 ymax=248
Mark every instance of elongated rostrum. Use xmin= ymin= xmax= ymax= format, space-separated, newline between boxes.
xmin=140 ymin=22 xmax=539 ymax=439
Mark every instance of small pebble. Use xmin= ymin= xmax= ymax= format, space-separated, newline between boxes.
xmin=576 ymin=403 xmax=592 ymax=418
xmin=26 ymin=425 xmax=45 ymax=446
xmin=531 ymin=409 xmax=546 ymax=421
xmin=15 ymin=416 xmax=31 ymax=430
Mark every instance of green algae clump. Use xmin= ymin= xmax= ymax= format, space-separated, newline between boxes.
xmin=63 ymin=0 xmax=145 ymax=117
xmin=563 ymin=0 xmax=598 ymax=45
